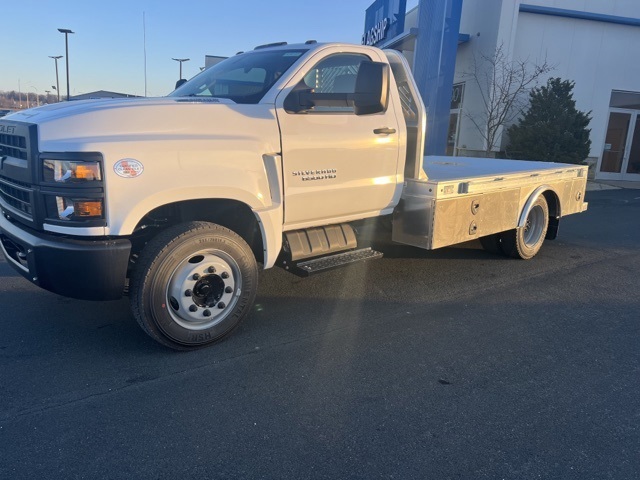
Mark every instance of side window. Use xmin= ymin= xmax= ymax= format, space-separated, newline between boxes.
xmin=302 ymin=53 xmax=370 ymax=112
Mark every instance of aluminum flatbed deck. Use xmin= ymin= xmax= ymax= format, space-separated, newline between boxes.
xmin=393 ymin=156 xmax=589 ymax=250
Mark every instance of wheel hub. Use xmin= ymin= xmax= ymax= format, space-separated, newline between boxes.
xmin=192 ymin=274 xmax=225 ymax=307
xmin=523 ymin=205 xmax=544 ymax=247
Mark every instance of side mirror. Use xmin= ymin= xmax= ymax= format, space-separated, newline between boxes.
xmin=283 ymin=88 xmax=315 ymax=113
xmin=353 ymin=61 xmax=389 ymax=116
xmin=175 ymin=79 xmax=187 ymax=90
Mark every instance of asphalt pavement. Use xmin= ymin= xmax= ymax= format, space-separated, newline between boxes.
xmin=1 ymin=188 xmax=639 ymax=479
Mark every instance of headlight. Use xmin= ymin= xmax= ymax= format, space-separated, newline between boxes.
xmin=43 ymin=159 xmax=102 ymax=183
xmin=55 ymin=197 xmax=104 ymax=220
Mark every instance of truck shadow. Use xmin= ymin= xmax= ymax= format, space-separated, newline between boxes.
xmin=371 ymin=240 xmax=497 ymax=260
xmin=0 ymin=234 xmax=595 ymax=358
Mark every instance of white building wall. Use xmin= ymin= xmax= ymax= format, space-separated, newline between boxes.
xmin=397 ymin=0 xmax=640 ymax=172
xmin=512 ymin=6 xmax=640 ymax=168
xmin=453 ymin=0 xmax=506 ymax=154
xmin=523 ymin=0 xmax=639 ymax=18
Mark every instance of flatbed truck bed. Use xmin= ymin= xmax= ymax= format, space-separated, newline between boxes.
xmin=393 ymin=156 xmax=588 ymax=250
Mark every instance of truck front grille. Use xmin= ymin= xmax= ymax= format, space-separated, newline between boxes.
xmin=0 ymin=174 xmax=33 ymax=218
xmin=0 ymin=133 xmax=28 ymax=160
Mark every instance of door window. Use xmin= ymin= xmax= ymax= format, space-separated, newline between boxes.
xmin=626 ymin=118 xmax=640 ymax=174
xmin=301 ymin=54 xmax=370 ymax=112
xmin=601 ymin=112 xmax=630 ymax=173
xmin=446 ymin=83 xmax=464 ymax=156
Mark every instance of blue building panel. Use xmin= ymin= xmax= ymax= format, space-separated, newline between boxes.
xmin=412 ymin=0 xmax=463 ymax=156
xmin=363 ymin=0 xmax=407 ymax=46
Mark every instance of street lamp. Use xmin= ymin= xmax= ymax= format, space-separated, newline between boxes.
xmin=172 ymin=58 xmax=190 ymax=80
xmin=49 ymin=55 xmax=63 ymax=102
xmin=58 ymin=28 xmax=74 ymax=101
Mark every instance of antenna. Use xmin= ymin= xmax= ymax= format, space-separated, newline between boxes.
xmin=143 ymin=12 xmax=148 ymax=97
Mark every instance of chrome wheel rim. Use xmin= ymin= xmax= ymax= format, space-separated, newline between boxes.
xmin=166 ymin=249 xmax=242 ymax=330
xmin=523 ymin=205 xmax=545 ymax=247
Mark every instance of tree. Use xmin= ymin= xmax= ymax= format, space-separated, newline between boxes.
xmin=506 ymin=78 xmax=592 ymax=164
xmin=463 ymin=44 xmax=553 ymax=156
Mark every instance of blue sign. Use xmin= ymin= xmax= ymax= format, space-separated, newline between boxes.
xmin=362 ymin=0 xmax=407 ymax=46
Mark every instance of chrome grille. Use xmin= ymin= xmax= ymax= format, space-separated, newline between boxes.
xmin=0 ymin=133 xmax=28 ymax=160
xmin=0 ymin=174 xmax=32 ymax=218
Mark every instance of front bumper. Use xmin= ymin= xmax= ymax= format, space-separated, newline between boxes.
xmin=0 ymin=213 xmax=131 ymax=301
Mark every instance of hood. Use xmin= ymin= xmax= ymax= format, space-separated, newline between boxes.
xmin=10 ymin=97 xmax=277 ymax=150
xmin=8 ymin=97 xmax=237 ymax=124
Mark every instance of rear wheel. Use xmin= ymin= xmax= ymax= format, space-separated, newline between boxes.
xmin=130 ymin=221 xmax=258 ymax=350
xmin=500 ymin=195 xmax=549 ymax=260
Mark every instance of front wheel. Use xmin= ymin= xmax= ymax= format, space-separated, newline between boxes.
xmin=130 ymin=222 xmax=258 ymax=350
xmin=500 ymin=195 xmax=549 ymax=260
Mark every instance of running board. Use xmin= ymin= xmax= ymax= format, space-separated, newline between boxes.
xmin=285 ymin=247 xmax=383 ymax=277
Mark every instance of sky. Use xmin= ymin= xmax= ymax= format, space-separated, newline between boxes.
xmin=1 ymin=0 xmax=419 ymax=99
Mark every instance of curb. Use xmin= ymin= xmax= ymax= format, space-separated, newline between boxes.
xmin=586 ymin=181 xmax=621 ymax=191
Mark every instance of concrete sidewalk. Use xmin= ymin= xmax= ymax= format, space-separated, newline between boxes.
xmin=586 ymin=180 xmax=640 ymax=191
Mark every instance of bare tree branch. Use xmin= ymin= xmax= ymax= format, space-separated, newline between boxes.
xmin=461 ymin=43 xmax=553 ymax=156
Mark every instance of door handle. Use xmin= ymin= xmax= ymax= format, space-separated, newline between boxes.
xmin=373 ymin=127 xmax=396 ymax=135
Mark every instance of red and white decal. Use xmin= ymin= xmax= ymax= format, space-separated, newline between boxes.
xmin=114 ymin=158 xmax=144 ymax=178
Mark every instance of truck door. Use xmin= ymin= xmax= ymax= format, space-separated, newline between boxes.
xmin=275 ymin=52 xmax=401 ymax=228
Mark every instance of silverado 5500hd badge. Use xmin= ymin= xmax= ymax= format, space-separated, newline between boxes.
xmin=292 ymin=168 xmax=337 ymax=181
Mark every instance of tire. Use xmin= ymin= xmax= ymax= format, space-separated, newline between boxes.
xmin=500 ymin=195 xmax=549 ymax=260
xmin=130 ymin=221 xmax=258 ymax=350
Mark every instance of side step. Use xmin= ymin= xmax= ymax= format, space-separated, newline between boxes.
xmin=286 ymin=247 xmax=383 ymax=277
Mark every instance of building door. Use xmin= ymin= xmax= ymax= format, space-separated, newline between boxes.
xmin=598 ymin=109 xmax=640 ymax=180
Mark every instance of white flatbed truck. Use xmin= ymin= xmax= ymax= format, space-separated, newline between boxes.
xmin=0 ymin=42 xmax=588 ymax=349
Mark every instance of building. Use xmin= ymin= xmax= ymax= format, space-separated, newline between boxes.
xmin=366 ymin=0 xmax=640 ymax=182
xmin=205 ymin=55 xmax=227 ymax=69
xmin=69 ymin=90 xmax=140 ymax=101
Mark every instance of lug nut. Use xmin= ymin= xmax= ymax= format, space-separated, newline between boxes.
xmin=208 ymin=266 xmax=216 ymax=273
xmin=189 ymin=305 xmax=198 ymax=312
xmin=185 ymin=289 xmax=192 ymax=297
xmin=225 ymin=286 xmax=233 ymax=294
xmin=193 ymin=273 xmax=200 ymax=281
xmin=221 ymin=272 xmax=229 ymax=279
xmin=218 ymin=302 xmax=226 ymax=309
xmin=203 ymin=309 xmax=211 ymax=317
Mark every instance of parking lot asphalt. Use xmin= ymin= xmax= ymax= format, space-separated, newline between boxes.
xmin=1 ymin=188 xmax=639 ymax=479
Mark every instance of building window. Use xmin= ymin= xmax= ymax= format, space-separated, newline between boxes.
xmin=447 ymin=83 xmax=465 ymax=156
xmin=610 ymin=91 xmax=640 ymax=110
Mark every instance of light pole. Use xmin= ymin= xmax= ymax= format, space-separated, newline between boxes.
xmin=58 ymin=29 xmax=74 ymax=101
xmin=172 ymin=58 xmax=190 ymax=80
xmin=49 ymin=55 xmax=63 ymax=102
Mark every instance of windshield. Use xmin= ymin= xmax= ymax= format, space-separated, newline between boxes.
xmin=169 ymin=49 xmax=307 ymax=104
